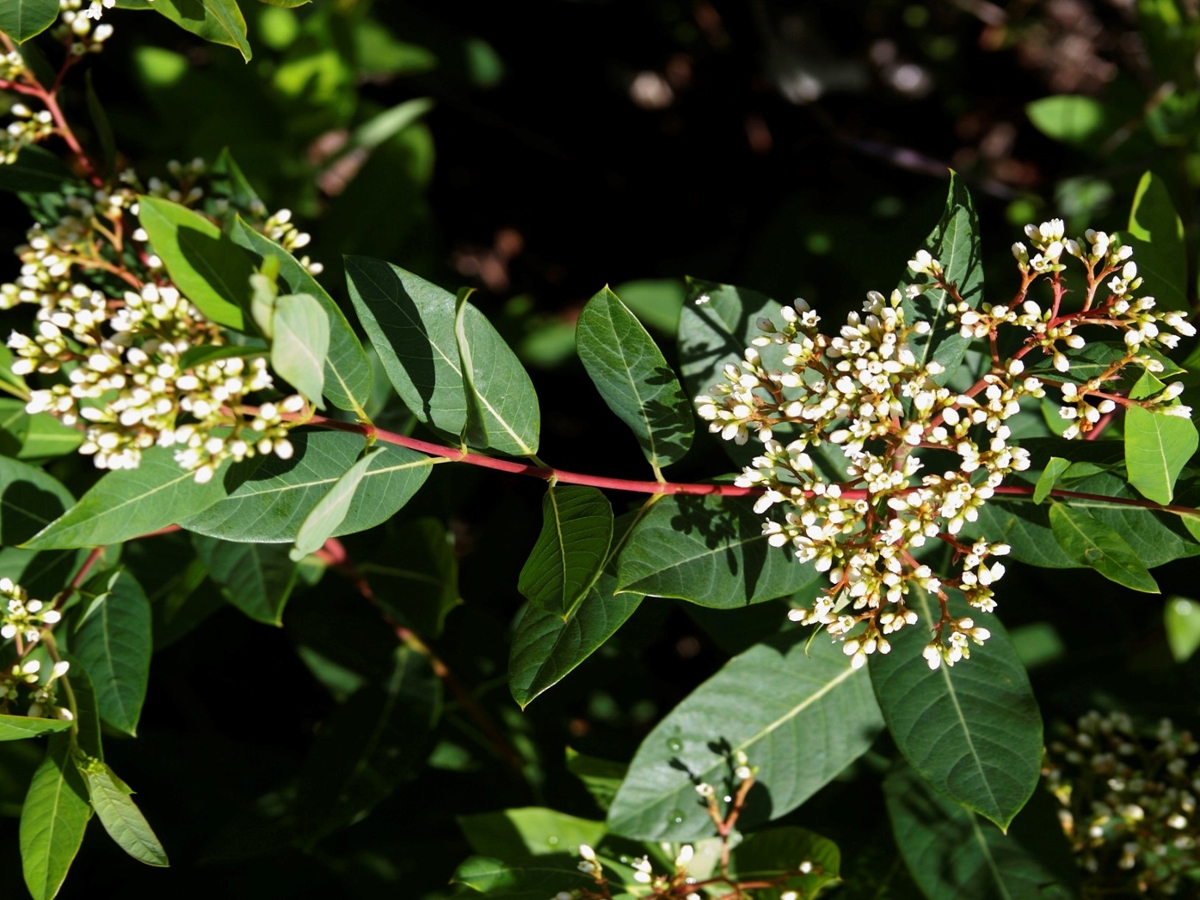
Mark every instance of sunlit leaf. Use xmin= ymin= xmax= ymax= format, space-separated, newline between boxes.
xmin=78 ymin=759 xmax=168 ymax=867
xmin=1049 ymin=502 xmax=1159 ymax=592
xmin=19 ymin=735 xmax=90 ymax=900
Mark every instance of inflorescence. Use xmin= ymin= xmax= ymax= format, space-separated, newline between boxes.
xmin=698 ymin=221 xmax=1194 ymax=669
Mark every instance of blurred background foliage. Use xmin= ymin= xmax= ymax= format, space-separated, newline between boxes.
xmin=4 ymin=0 xmax=1200 ymax=896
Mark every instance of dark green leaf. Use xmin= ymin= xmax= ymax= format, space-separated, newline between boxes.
xmin=565 ymin=748 xmax=627 ymax=813
xmin=0 ymin=716 xmax=71 ymax=741
xmin=0 ymin=146 xmax=74 ymax=193
xmin=615 ymin=494 xmax=821 ymax=608
xmin=458 ymin=808 xmax=605 ymax=859
xmin=0 ymin=456 xmax=76 ymax=546
xmin=23 ymin=448 xmax=241 ymax=551
xmin=84 ymin=70 xmax=116 ymax=177
xmin=192 ymin=535 xmax=298 ymax=625
xmin=452 ymin=854 xmax=594 ymax=899
xmin=296 ymin=646 xmax=440 ymax=841
xmin=271 ymin=293 xmax=329 ymax=410
xmin=19 ymin=734 xmax=91 ymax=900
xmin=138 ymin=195 xmax=253 ymax=331
xmin=606 ymin=632 xmax=883 ymax=841
xmin=0 ymin=0 xmax=58 ymax=43
xmin=231 ymin=219 xmax=372 ymax=415
xmin=209 ymin=149 xmax=262 ymax=212
xmin=1049 ymin=502 xmax=1159 ymax=592
xmin=518 ymin=485 xmax=612 ymax=617
xmin=1125 ymin=405 xmax=1198 ymax=505
xmin=902 ymin=172 xmax=983 ymax=384
xmin=78 ymin=759 xmax=168 ymax=867
xmin=577 ymin=286 xmax=693 ymax=470
xmin=290 ymin=446 xmax=380 ymax=561
xmin=180 ymin=429 xmax=433 ymax=542
xmin=885 ymin=763 xmax=1079 ymax=900
xmin=363 ymin=517 xmax=460 ymax=638
xmin=73 ymin=568 xmax=152 ymax=735
xmin=1125 ymin=170 xmax=1187 ymax=312
xmin=731 ymin=826 xmax=841 ymax=899
xmin=869 ymin=591 xmax=1042 ymax=830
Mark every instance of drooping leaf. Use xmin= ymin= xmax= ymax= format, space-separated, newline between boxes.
xmin=192 ymin=535 xmax=298 ymax=625
xmin=73 ymin=568 xmax=152 ymax=735
xmin=452 ymin=854 xmax=594 ymax=899
xmin=137 ymin=195 xmax=254 ymax=330
xmin=577 ymin=286 xmax=693 ymax=470
xmin=1048 ymin=502 xmax=1159 ymax=592
xmin=1125 ymin=170 xmax=1188 ymax=311
xmin=885 ymin=763 xmax=1079 ymax=900
xmin=270 ymin=293 xmax=329 ymax=410
xmin=19 ymin=734 xmax=91 ymax=900
xmin=180 ymin=429 xmax=433 ymax=542
xmin=231 ymin=219 xmax=372 ymax=415
xmin=518 ymin=485 xmax=612 ymax=617
xmin=290 ymin=446 xmax=381 ymax=561
xmin=119 ymin=0 xmax=252 ymax=61
xmin=458 ymin=808 xmax=606 ymax=859
xmin=296 ymin=645 xmax=440 ymax=841
xmin=1125 ymin=405 xmax=1198 ymax=505
xmin=510 ymin=510 xmax=644 ymax=708
xmin=23 ymin=448 xmax=241 ymax=551
xmin=0 ymin=146 xmax=74 ymax=193
xmin=1032 ymin=456 xmax=1072 ymax=505
xmin=0 ymin=0 xmax=59 ymax=43
xmin=606 ymin=632 xmax=883 ymax=841
xmin=0 ymin=716 xmax=71 ymax=741
xmin=77 ymin=759 xmax=168 ymax=867
xmin=869 ymin=591 xmax=1042 ymax=830
xmin=363 ymin=517 xmax=460 ymax=638
xmin=901 ymin=172 xmax=983 ymax=384
xmin=615 ymin=494 xmax=821 ymax=608
xmin=1026 ymin=95 xmax=1107 ymax=145
xmin=731 ymin=826 xmax=842 ymax=899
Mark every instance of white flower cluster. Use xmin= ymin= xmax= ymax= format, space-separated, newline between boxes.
xmin=698 ymin=223 xmax=1195 ymax=670
xmin=0 ymin=103 xmax=54 ymax=165
xmin=0 ymin=577 xmax=61 ymax=646
xmin=57 ymin=0 xmax=117 ymax=55
xmin=0 ymin=51 xmax=25 ymax=82
xmin=698 ymin=289 xmax=1029 ymax=669
xmin=263 ymin=208 xmax=324 ymax=276
xmin=1045 ymin=712 xmax=1200 ymax=893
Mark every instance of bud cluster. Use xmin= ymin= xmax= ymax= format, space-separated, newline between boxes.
xmin=0 ymin=578 xmax=72 ymax=720
xmin=1045 ymin=711 xmax=1200 ymax=896
xmin=55 ymin=0 xmax=117 ymax=55
xmin=697 ymin=221 xmax=1193 ymax=669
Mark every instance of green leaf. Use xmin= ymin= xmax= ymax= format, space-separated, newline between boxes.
xmin=885 ymin=763 xmax=1079 ymax=900
xmin=345 ymin=256 xmax=465 ymax=435
xmin=0 ymin=716 xmax=71 ymax=741
xmin=271 ymin=293 xmax=329 ymax=410
xmin=577 ymin=286 xmax=693 ymax=470
xmin=231 ymin=219 xmax=372 ymax=415
xmin=180 ymin=429 xmax=433 ymax=542
xmin=73 ymin=568 xmax=152 ymax=735
xmin=19 ymin=734 xmax=91 ymax=900
xmin=78 ymin=760 xmax=168 ymax=867
xmin=458 ymin=808 xmax=606 ymax=859
xmin=869 ymin=591 xmax=1042 ymax=830
xmin=731 ymin=826 xmax=842 ymax=899
xmin=0 ymin=146 xmax=74 ymax=193
xmin=0 ymin=0 xmax=59 ymax=42
xmin=510 ymin=510 xmax=643 ymax=708
xmin=1026 ymin=95 xmax=1106 ymax=144
xmin=518 ymin=485 xmax=612 ymax=617
xmin=613 ymin=278 xmax=685 ymax=334
xmin=1165 ymin=595 xmax=1200 ymax=662
xmin=615 ymin=494 xmax=821 ymax=608
xmin=606 ymin=632 xmax=883 ymax=841
xmin=1125 ymin=405 xmax=1198 ymax=505
xmin=901 ymin=172 xmax=983 ymax=384
xmin=1033 ymin=456 xmax=1071 ymax=504
xmin=290 ymin=446 xmax=380 ymax=561
xmin=1048 ymin=502 xmax=1160 ymax=592
xmin=1125 ymin=171 xmax=1188 ymax=312
xmin=0 ymin=456 xmax=76 ymax=546
xmin=1025 ymin=340 xmax=1181 ymax=383
xmin=209 ymin=149 xmax=262 ymax=212
xmin=565 ymin=748 xmax=627 ymax=813
xmin=452 ymin=854 xmax=594 ymax=899
xmin=138 ymin=195 xmax=254 ymax=331
xmin=192 ymin=535 xmax=298 ymax=625
xmin=455 ymin=292 xmax=541 ymax=456
xmin=362 ymin=517 xmax=460 ymax=638
xmin=123 ymin=0 xmax=252 ymax=61
xmin=296 ymin=646 xmax=440 ymax=841
xmin=23 ymin=447 xmax=240 ymax=551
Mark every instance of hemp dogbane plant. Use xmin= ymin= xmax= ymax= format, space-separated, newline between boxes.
xmin=4 ymin=5 xmax=1200 ymax=900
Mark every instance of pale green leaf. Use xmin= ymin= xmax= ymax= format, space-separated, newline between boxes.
xmin=271 ymin=293 xmax=329 ymax=410
xmin=1032 ymin=456 xmax=1071 ymax=505
xmin=577 ymin=286 xmax=693 ymax=470
xmin=0 ymin=716 xmax=71 ymax=741
xmin=1026 ymin=95 xmax=1106 ymax=144
xmin=518 ymin=485 xmax=612 ymax=617
xmin=452 ymin=854 xmax=594 ymax=899
xmin=1125 ymin=170 xmax=1187 ymax=311
xmin=1165 ymin=596 xmax=1200 ymax=662
xmin=459 ymin=808 xmax=605 ymax=859
xmin=1049 ymin=502 xmax=1159 ymax=592
xmin=291 ymin=446 xmax=380 ymax=561
xmin=869 ymin=591 xmax=1042 ymax=830
xmin=1125 ymin=405 xmax=1198 ymax=505
xmin=19 ymin=735 xmax=91 ymax=900
xmin=79 ymin=760 xmax=168 ymax=867
xmin=138 ymin=196 xmax=253 ymax=330
xmin=606 ymin=632 xmax=883 ymax=841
